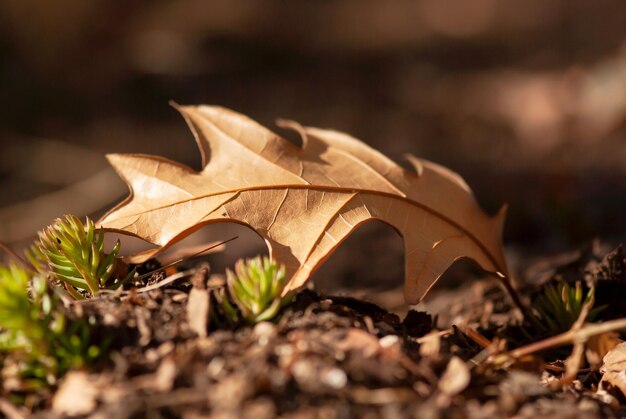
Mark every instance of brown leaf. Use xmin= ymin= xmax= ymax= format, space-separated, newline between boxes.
xmin=600 ymin=341 xmax=626 ymax=390
xmin=98 ymin=105 xmax=508 ymax=304
xmin=586 ymin=333 xmax=621 ymax=369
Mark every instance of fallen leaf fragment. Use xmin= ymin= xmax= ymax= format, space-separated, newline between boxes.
xmin=418 ymin=330 xmax=442 ymax=358
xmin=52 ymin=371 xmax=98 ymax=416
xmin=154 ymin=356 xmax=178 ymax=392
xmin=187 ymin=264 xmax=210 ymax=337
xmin=336 ymin=328 xmax=382 ymax=358
xmin=439 ymin=356 xmax=471 ymax=396
xmin=586 ymin=333 xmax=621 ymax=369
xmin=599 ymin=341 xmax=626 ymax=400
xmin=98 ymin=105 xmax=509 ymax=304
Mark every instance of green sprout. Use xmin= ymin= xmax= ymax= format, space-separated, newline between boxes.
xmin=531 ymin=281 xmax=604 ymax=335
xmin=26 ymin=215 xmax=132 ymax=298
xmin=219 ymin=256 xmax=291 ymax=324
xmin=0 ymin=264 xmax=105 ymax=393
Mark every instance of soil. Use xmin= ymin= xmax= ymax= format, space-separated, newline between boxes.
xmin=3 ymin=244 xmax=626 ymax=418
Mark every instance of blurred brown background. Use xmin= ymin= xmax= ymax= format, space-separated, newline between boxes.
xmin=1 ymin=1 xmax=625 ymax=296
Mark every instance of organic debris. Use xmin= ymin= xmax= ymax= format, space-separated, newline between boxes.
xmin=1 ymin=246 xmax=625 ymax=417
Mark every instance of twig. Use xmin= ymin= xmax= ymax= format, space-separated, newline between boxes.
xmin=134 ymin=237 xmax=237 ymax=281
xmin=134 ymin=269 xmax=196 ymax=293
xmin=559 ymin=291 xmax=595 ymax=385
xmin=460 ymin=325 xmax=499 ymax=368
xmin=495 ymin=272 xmax=532 ymax=322
xmin=416 ymin=328 xmax=453 ymax=343
xmin=93 ymin=270 xmax=195 ymax=298
xmin=459 ymin=325 xmax=493 ymax=348
xmin=544 ymin=363 xmax=566 ymax=372
xmin=510 ymin=318 xmax=626 ymax=359
xmin=108 ymin=237 xmax=237 ymax=291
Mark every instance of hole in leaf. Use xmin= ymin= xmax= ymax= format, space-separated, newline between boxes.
xmin=311 ymin=220 xmax=405 ymax=310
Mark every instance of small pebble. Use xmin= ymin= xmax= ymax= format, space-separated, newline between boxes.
xmin=379 ymin=334 xmax=399 ymax=348
xmin=254 ymin=321 xmax=277 ymax=346
xmin=322 ymin=367 xmax=348 ymax=390
xmin=207 ymin=357 xmax=225 ymax=377
xmin=102 ymin=313 xmax=118 ymax=326
xmin=292 ymin=359 xmax=318 ymax=391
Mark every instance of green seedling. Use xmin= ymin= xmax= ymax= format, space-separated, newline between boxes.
xmin=26 ymin=214 xmax=133 ymax=297
xmin=531 ymin=281 xmax=604 ymax=335
xmin=0 ymin=264 xmax=105 ymax=393
xmin=218 ymin=256 xmax=291 ymax=325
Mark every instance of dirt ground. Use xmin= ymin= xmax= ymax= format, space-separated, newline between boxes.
xmin=0 ymin=243 xmax=622 ymax=418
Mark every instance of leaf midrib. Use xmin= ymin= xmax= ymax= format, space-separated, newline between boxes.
xmin=105 ymin=183 xmax=503 ymax=273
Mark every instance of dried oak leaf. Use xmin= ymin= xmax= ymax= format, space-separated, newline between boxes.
xmin=98 ymin=105 xmax=508 ymax=304
xmin=599 ymin=341 xmax=626 ymax=401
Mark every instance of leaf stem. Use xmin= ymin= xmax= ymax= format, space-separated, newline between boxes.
xmin=495 ymin=273 xmax=532 ymax=322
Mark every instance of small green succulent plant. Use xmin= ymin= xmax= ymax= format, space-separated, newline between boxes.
xmin=219 ymin=256 xmax=291 ymax=324
xmin=0 ymin=264 xmax=104 ymax=392
xmin=532 ymin=281 xmax=604 ymax=335
xmin=26 ymin=214 xmax=132 ymax=298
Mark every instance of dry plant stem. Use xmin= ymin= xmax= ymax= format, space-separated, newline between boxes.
xmin=496 ymin=273 xmax=531 ymax=321
xmin=73 ymin=237 xmax=234 ymax=303
xmin=470 ymin=344 xmax=569 ymax=373
xmin=510 ymin=318 xmax=626 ymax=359
xmin=544 ymin=364 xmax=566 ymax=372
xmin=561 ymin=343 xmax=585 ymax=386
xmin=572 ymin=291 xmax=593 ymax=331
xmin=102 ymin=237 xmax=237 ymax=293
xmin=463 ymin=328 xmax=504 ymax=367
xmin=133 ymin=236 xmax=238 ymax=282
xmin=460 ymin=325 xmax=492 ymax=348
xmin=416 ymin=328 xmax=453 ymax=343
xmin=135 ymin=270 xmax=195 ymax=293
xmin=555 ymin=297 xmax=593 ymax=381
xmin=553 ymin=294 xmax=592 ymax=385
xmin=91 ymin=270 xmax=195 ymax=299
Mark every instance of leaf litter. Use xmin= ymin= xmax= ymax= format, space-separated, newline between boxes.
xmin=1 ymin=243 xmax=625 ymax=417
